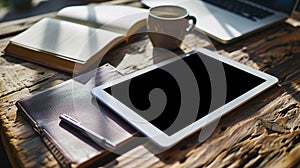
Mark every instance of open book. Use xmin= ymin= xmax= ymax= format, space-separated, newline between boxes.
xmin=4 ymin=5 xmax=147 ymax=74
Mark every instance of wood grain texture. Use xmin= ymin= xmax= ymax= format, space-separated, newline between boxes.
xmin=102 ymin=31 xmax=212 ymax=75
xmin=0 ymin=37 xmax=70 ymax=168
xmin=0 ymin=1 xmax=300 ymax=167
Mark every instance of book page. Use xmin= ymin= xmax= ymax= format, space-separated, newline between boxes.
xmin=10 ymin=18 xmax=124 ymax=64
xmin=56 ymin=5 xmax=147 ymax=35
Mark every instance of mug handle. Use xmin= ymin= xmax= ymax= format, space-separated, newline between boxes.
xmin=186 ymin=15 xmax=197 ymax=33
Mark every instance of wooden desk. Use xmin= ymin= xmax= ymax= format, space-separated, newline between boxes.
xmin=1 ymin=1 xmax=300 ymax=167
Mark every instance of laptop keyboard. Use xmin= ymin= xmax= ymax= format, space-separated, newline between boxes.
xmin=202 ymin=0 xmax=274 ymax=21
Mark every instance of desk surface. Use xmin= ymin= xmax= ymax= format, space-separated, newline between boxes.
xmin=1 ymin=0 xmax=300 ymax=167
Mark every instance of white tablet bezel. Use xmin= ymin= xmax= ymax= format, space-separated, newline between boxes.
xmin=92 ymin=48 xmax=278 ymax=148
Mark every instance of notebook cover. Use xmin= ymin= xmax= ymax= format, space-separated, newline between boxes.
xmin=16 ymin=64 xmax=136 ymax=167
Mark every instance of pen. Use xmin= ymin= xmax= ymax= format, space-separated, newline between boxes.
xmin=59 ymin=114 xmax=116 ymax=149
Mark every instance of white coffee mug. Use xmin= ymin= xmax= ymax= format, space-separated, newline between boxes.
xmin=147 ymin=5 xmax=197 ymax=49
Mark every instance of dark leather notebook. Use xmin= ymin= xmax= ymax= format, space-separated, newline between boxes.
xmin=16 ymin=64 xmax=136 ymax=167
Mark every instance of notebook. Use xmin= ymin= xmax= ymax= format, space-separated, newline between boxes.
xmin=16 ymin=64 xmax=136 ymax=168
xmin=141 ymin=0 xmax=299 ymax=43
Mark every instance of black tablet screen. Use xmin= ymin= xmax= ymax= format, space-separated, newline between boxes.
xmin=104 ymin=52 xmax=265 ymax=136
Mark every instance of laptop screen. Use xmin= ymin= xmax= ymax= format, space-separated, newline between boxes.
xmin=249 ymin=0 xmax=297 ymax=14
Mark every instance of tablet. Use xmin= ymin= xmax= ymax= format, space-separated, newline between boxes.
xmin=92 ymin=48 xmax=278 ymax=148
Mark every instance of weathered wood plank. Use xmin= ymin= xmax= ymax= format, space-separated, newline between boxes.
xmin=0 ymin=88 xmax=58 ymax=168
xmin=0 ymin=35 xmax=70 ymax=167
xmin=0 ymin=69 xmax=71 ymax=167
xmin=102 ymin=31 xmax=212 ymax=75
xmin=0 ymin=63 xmax=59 ymax=97
xmin=219 ymin=22 xmax=300 ymax=71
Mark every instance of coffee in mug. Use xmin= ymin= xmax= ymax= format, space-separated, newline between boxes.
xmin=147 ymin=5 xmax=197 ymax=49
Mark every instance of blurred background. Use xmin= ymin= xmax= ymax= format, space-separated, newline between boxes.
xmin=295 ymin=0 xmax=300 ymax=19
xmin=0 ymin=0 xmax=103 ymax=22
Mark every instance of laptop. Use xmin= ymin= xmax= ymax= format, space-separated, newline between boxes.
xmin=141 ymin=0 xmax=299 ymax=43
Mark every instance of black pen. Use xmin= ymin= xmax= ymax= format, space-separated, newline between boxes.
xmin=59 ymin=114 xmax=116 ymax=149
